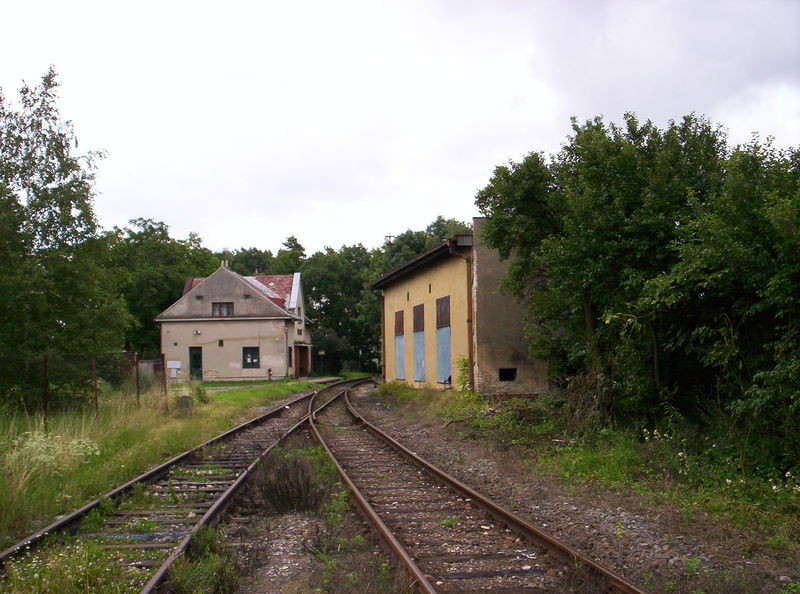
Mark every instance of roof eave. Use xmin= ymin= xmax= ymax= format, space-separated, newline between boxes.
xmin=370 ymin=235 xmax=473 ymax=290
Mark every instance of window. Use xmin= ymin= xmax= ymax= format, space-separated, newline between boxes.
xmin=218 ymin=339 xmax=224 ymax=347
xmin=243 ymin=347 xmax=260 ymax=368
xmin=499 ymin=368 xmax=517 ymax=381
xmin=288 ymin=346 xmax=293 ymax=367
xmin=297 ymin=328 xmax=303 ymax=336
xmin=212 ymin=302 xmax=234 ymax=317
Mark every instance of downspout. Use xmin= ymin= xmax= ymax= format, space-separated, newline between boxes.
xmin=448 ymin=239 xmax=475 ymax=390
xmin=378 ymin=291 xmax=386 ymax=382
xmin=284 ymin=320 xmax=290 ymax=379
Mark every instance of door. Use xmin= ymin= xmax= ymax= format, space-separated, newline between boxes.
xmin=189 ymin=347 xmax=203 ymax=380
xmin=295 ymin=346 xmax=310 ymax=378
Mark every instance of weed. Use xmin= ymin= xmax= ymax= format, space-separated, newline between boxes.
xmin=127 ymin=517 xmax=159 ymax=533
xmin=0 ymin=379 xmax=313 ymax=549
xmin=169 ymin=525 xmax=237 ymax=594
xmin=191 ymin=382 xmax=210 ymax=404
xmin=683 ymin=556 xmax=702 ymax=576
xmin=375 ymin=383 xmax=800 ymax=559
xmin=246 ymin=447 xmax=334 ymax=514
xmin=440 ymin=515 xmax=459 ymax=528
xmin=0 ymin=537 xmax=158 ymax=593
xmin=325 ymin=486 xmax=351 ymax=527
xmin=79 ymin=497 xmax=115 ymax=532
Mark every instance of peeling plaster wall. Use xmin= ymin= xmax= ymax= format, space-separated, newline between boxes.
xmin=472 ymin=217 xmax=548 ymax=396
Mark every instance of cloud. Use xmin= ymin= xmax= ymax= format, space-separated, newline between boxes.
xmin=2 ymin=0 xmax=797 ymax=255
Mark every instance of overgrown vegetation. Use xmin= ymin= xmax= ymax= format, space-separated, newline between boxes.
xmin=0 ymin=380 xmax=313 ymax=549
xmin=235 ymin=438 xmax=408 ymax=593
xmin=476 ymin=113 xmax=799 ymax=487
xmin=0 ymin=536 xmax=160 ymax=593
xmin=244 ymin=442 xmax=338 ymax=514
xmin=377 ymin=382 xmax=800 ymax=562
xmin=168 ymin=526 xmax=237 ymax=594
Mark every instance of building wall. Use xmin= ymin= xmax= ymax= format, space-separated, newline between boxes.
xmin=161 ymin=319 xmax=294 ymax=381
xmin=472 ymin=217 xmax=548 ymax=395
xmin=381 ymin=256 xmax=470 ymax=389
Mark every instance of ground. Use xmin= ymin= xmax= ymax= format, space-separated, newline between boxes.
xmin=348 ymin=385 xmax=798 ymax=593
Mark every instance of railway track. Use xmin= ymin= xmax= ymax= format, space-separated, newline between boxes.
xmin=0 ymin=380 xmax=356 ymax=593
xmin=309 ymin=382 xmax=647 ymax=593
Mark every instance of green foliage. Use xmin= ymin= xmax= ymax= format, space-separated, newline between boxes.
xmin=476 ymin=112 xmax=800 ymax=474
xmin=105 ymin=218 xmax=217 ymax=355
xmin=169 ymin=526 xmax=237 ymax=594
xmin=0 ymin=537 xmax=159 ymax=592
xmin=0 ymin=68 xmax=131 ymax=406
xmin=191 ymin=382 xmax=210 ymax=403
xmin=439 ymin=515 xmax=459 ymax=528
xmin=324 ymin=486 xmax=352 ymax=527
xmin=0 ymin=379 xmax=308 ymax=549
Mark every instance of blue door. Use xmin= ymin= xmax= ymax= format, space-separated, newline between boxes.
xmin=394 ymin=334 xmax=405 ymax=380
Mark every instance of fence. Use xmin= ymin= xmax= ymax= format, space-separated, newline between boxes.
xmin=0 ymin=351 xmax=168 ymax=419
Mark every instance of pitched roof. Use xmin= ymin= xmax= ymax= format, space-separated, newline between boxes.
xmin=157 ymin=267 xmax=303 ymax=321
xmin=184 ymin=273 xmax=295 ymax=309
xmin=370 ymin=234 xmax=474 ymax=290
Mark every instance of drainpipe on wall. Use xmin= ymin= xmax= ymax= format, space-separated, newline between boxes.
xmin=447 ymin=239 xmax=475 ymax=390
xmin=284 ymin=321 xmax=289 ymax=379
xmin=378 ymin=291 xmax=386 ymax=381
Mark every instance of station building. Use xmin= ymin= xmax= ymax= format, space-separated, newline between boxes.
xmin=156 ymin=264 xmax=311 ymax=381
xmin=371 ymin=217 xmax=548 ymax=396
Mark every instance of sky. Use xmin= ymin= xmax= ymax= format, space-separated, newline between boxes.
xmin=1 ymin=0 xmax=798 ymax=255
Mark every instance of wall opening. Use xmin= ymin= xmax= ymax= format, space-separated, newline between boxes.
xmin=498 ymin=368 xmax=517 ymax=381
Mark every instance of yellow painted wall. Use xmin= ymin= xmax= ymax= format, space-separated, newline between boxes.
xmin=381 ymin=255 xmax=469 ymax=389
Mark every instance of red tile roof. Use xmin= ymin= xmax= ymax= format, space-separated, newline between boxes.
xmin=183 ymin=273 xmax=295 ymax=309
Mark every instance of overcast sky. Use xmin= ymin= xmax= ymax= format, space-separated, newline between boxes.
xmin=2 ymin=0 xmax=798 ymax=255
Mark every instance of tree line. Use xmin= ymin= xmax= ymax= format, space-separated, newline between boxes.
xmin=5 ymin=69 xmax=797 ymax=477
xmin=0 ymin=68 xmax=469 ymax=406
xmin=476 ymin=113 xmax=799 ymax=473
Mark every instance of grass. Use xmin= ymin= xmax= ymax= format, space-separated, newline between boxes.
xmin=376 ymin=381 xmax=800 ymax=564
xmin=167 ymin=526 xmax=237 ymax=594
xmin=0 ymin=537 xmax=161 ymax=593
xmin=0 ymin=379 xmax=315 ymax=550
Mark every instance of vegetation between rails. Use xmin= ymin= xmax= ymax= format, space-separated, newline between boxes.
xmin=0 ymin=380 xmax=315 ymax=552
xmin=376 ymin=382 xmax=800 ymax=570
xmin=233 ymin=439 xmax=408 ymax=593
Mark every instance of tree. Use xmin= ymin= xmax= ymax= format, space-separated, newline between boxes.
xmin=302 ymin=244 xmax=382 ymax=372
xmin=216 ymin=247 xmax=274 ymax=276
xmin=106 ymin=219 xmax=218 ymax=355
xmin=273 ymin=235 xmax=306 ymax=274
xmin=0 ymin=68 xmax=130 ymax=405
xmin=476 ymin=113 xmax=800 ymax=473
xmin=381 ymin=216 xmax=471 ymax=271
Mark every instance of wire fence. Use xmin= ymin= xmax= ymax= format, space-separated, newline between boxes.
xmin=0 ymin=351 xmax=167 ymax=419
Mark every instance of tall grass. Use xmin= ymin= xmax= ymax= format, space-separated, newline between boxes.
xmin=375 ymin=381 xmax=800 ymax=559
xmin=0 ymin=380 xmax=314 ymax=549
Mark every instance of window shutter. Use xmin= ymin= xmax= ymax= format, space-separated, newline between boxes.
xmin=413 ymin=304 xmax=424 ymax=332
xmin=436 ymin=296 xmax=450 ymax=328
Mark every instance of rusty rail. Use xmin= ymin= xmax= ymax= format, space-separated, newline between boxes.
xmin=0 ymin=388 xmax=315 ymax=568
xmin=342 ymin=388 xmax=648 ymax=594
xmin=308 ymin=380 xmax=436 ymax=593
